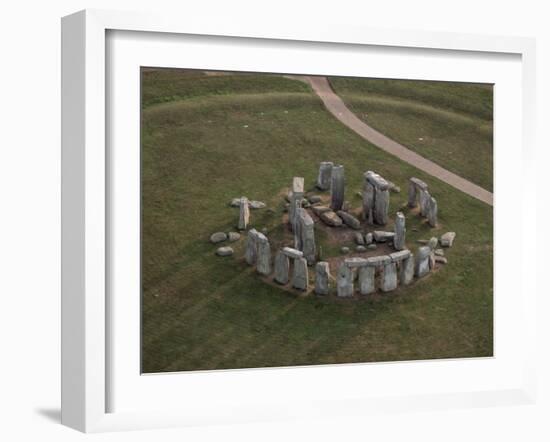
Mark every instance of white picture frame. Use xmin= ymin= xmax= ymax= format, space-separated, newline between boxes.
xmin=61 ymin=9 xmax=537 ymax=433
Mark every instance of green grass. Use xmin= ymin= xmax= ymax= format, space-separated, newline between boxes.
xmin=141 ymin=69 xmax=493 ymax=373
xmin=329 ymin=77 xmax=494 ymax=191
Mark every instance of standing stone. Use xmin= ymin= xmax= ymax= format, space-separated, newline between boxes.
xmin=419 ymin=190 xmax=431 ymax=217
xmin=274 ymin=250 xmax=290 ymax=285
xmin=238 ymin=196 xmax=250 ymax=230
xmin=336 ymin=262 xmax=354 ymax=297
xmin=373 ymin=187 xmax=390 ymax=225
xmin=358 ymin=266 xmax=375 ymax=295
xmin=289 ymin=177 xmax=304 ymax=230
xmin=244 ymin=229 xmax=259 ymax=265
xmin=408 ymin=180 xmax=418 ymax=207
xmin=296 ymin=208 xmax=316 ymax=265
xmin=362 ymin=181 xmax=375 ymax=223
xmin=292 ymin=257 xmax=309 ymax=291
xmin=354 ymin=232 xmax=365 ymax=245
xmin=394 ymin=212 xmax=406 ymax=251
xmin=330 ymin=165 xmax=345 ymax=211
xmin=365 ymin=232 xmax=373 ymax=245
xmin=427 ymin=197 xmax=438 ymax=227
xmin=381 ymin=262 xmax=398 ymax=292
xmin=256 ymin=233 xmax=272 ymax=276
xmin=400 ymin=254 xmax=415 ymax=285
xmin=415 ymin=245 xmax=431 ymax=278
xmin=314 ymin=261 xmax=331 ymax=295
xmin=317 ymin=161 xmax=334 ymax=190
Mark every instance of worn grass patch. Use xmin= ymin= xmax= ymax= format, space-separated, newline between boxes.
xmin=141 ymin=70 xmax=493 ymax=373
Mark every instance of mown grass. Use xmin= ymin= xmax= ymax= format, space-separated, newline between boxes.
xmin=141 ymin=69 xmax=493 ymax=373
xmin=329 ymin=77 xmax=494 ymax=191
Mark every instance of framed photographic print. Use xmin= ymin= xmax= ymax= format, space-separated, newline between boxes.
xmin=61 ymin=9 xmax=537 ymax=433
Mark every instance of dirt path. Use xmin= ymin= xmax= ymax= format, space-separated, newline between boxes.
xmin=305 ymin=76 xmax=493 ymax=206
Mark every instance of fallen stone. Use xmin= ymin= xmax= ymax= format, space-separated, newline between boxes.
xmin=238 ymin=197 xmax=250 ymax=230
xmin=354 ymin=232 xmax=365 ymax=245
xmin=227 ymin=232 xmax=240 ymax=242
xmin=308 ymin=195 xmax=322 ymax=204
xmin=292 ymin=257 xmax=309 ymax=291
xmin=312 ymin=205 xmax=331 ymax=216
xmin=365 ymin=232 xmax=373 ymax=245
xmin=440 ymin=232 xmax=456 ymax=247
xmin=210 ymin=232 xmax=227 ymax=244
xmin=435 ymin=249 xmax=445 ymax=257
xmin=320 ymin=211 xmax=343 ymax=227
xmin=428 ymin=237 xmax=439 ymax=250
xmin=356 ymin=245 xmax=367 ymax=253
xmin=216 ymin=246 xmax=234 ymax=257
xmin=367 ymin=244 xmax=377 ymax=250
xmin=315 ymin=261 xmax=331 ymax=295
xmin=435 ymin=256 xmax=448 ymax=264
xmin=340 ymin=246 xmax=350 ymax=254
xmin=249 ymin=200 xmax=266 ymax=209
xmin=373 ymin=231 xmax=395 ymax=242
xmin=282 ymin=246 xmax=303 ymax=259
xmin=337 ymin=210 xmax=361 ymax=230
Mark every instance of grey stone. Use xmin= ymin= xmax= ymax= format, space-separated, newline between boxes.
xmin=390 ymin=250 xmax=411 ymax=262
xmin=345 ymin=257 xmax=368 ymax=268
xmin=274 ymin=251 xmax=290 ymax=284
xmin=256 ymin=234 xmax=272 ymax=276
xmin=358 ymin=266 xmax=376 ymax=295
xmin=289 ymin=177 xmax=304 ymax=230
xmin=365 ymin=232 xmax=373 ymax=245
xmin=238 ymin=197 xmax=250 ymax=230
xmin=394 ymin=212 xmax=406 ymax=251
xmin=400 ymin=255 xmax=415 ymax=285
xmin=367 ymin=255 xmax=391 ymax=267
xmin=244 ymin=229 xmax=259 ymax=265
xmin=380 ymin=262 xmax=398 ymax=292
xmin=373 ymin=231 xmax=395 ymax=242
xmin=419 ymin=190 xmax=430 ymax=217
xmin=410 ymin=177 xmax=428 ymax=191
xmin=292 ymin=257 xmax=309 ymax=291
xmin=282 ymin=246 xmax=303 ymax=259
xmin=249 ymin=200 xmax=266 ymax=210
xmin=312 ymin=205 xmax=331 ymax=216
xmin=435 ymin=256 xmax=448 ymax=264
xmin=362 ymin=181 xmax=375 ymax=223
xmin=356 ymin=245 xmax=367 ymax=253
xmin=428 ymin=237 xmax=439 ymax=250
xmin=330 ymin=165 xmax=345 ymax=211
xmin=440 ymin=232 xmax=456 ymax=247
xmin=317 ymin=161 xmax=334 ymax=191
xmin=230 ymin=198 xmax=242 ymax=207
xmin=228 ymin=232 xmax=241 ymax=242
xmin=308 ymin=195 xmax=322 ymax=204
xmin=435 ymin=249 xmax=445 ymax=257
xmin=216 ymin=246 xmax=234 ymax=257
xmin=374 ymin=187 xmax=390 ymax=225
xmin=340 ymin=246 xmax=350 ymax=254
xmin=365 ymin=171 xmax=390 ymax=190
xmin=314 ymin=261 xmax=331 ymax=295
xmin=415 ymin=246 xmax=431 ymax=278
xmin=367 ymin=244 xmax=377 ymax=250
xmin=427 ymin=197 xmax=438 ymax=227
xmin=210 ymin=232 xmax=227 ymax=243
xmin=337 ymin=263 xmax=354 ymax=297
xmin=320 ymin=211 xmax=343 ymax=227
xmin=296 ymin=208 xmax=316 ymax=265
xmin=354 ymin=232 xmax=365 ymax=245
xmin=337 ymin=210 xmax=361 ymax=230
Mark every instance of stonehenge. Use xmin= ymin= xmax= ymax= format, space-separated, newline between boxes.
xmin=362 ymin=171 xmax=390 ymax=225
xmin=234 ymin=165 xmax=449 ymax=298
xmin=408 ymin=177 xmax=438 ymax=227
xmin=330 ymin=165 xmax=345 ymax=211
xmin=317 ymin=161 xmax=334 ymax=190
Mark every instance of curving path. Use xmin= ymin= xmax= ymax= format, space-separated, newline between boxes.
xmin=305 ymin=76 xmax=493 ymax=206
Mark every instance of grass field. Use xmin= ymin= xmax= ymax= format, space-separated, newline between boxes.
xmin=141 ymin=69 xmax=493 ymax=373
xmin=329 ymin=77 xmax=494 ymax=191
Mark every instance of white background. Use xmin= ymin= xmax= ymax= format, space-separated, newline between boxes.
xmin=0 ymin=0 xmax=548 ymax=441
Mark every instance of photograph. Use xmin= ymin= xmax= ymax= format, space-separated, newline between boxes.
xmin=140 ymin=68 xmax=493 ymax=373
